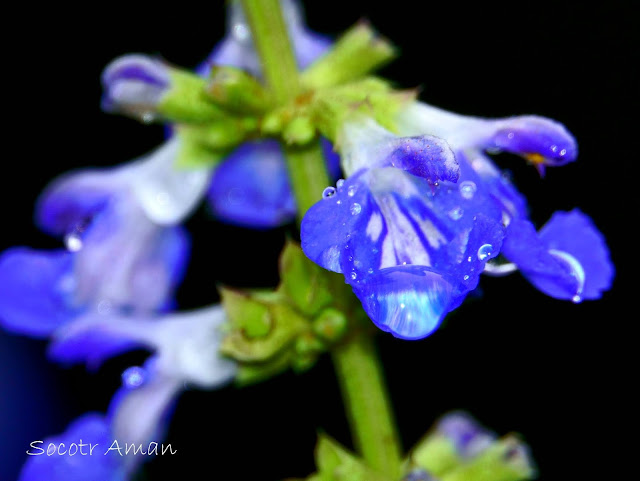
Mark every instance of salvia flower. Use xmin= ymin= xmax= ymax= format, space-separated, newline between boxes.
xmin=19 ymin=306 xmax=235 ymax=480
xmin=49 ymin=304 xmax=237 ymax=388
xmin=301 ymin=103 xmax=613 ymax=340
xmin=0 ymin=138 xmax=207 ymax=338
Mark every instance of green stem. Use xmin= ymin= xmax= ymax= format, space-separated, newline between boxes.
xmin=241 ymin=0 xmax=401 ymax=477
xmin=284 ymin=143 xmax=330 ymax=218
xmin=332 ymin=335 xmax=402 ymax=477
xmin=240 ymin=0 xmax=299 ymax=104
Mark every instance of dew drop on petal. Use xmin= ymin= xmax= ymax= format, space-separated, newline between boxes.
xmin=463 ymin=275 xmax=470 ymax=280
xmin=122 ymin=366 xmax=146 ymax=389
xmin=233 ymin=24 xmax=250 ymax=41
xmin=477 ymin=244 xmax=493 ymax=261
xmin=64 ymin=233 xmax=83 ymax=252
xmin=322 ymin=186 xmax=336 ymax=199
xmin=336 ymin=179 xmax=345 ymax=190
xmin=351 ymin=203 xmax=362 ymax=215
xmin=459 ymin=181 xmax=477 ymax=200
xmin=351 ymin=272 xmax=357 ymax=280
xmin=448 ymin=206 xmax=463 ymax=220
xmin=572 ymin=294 xmax=582 ymax=303
xmin=347 ymin=185 xmax=357 ymax=197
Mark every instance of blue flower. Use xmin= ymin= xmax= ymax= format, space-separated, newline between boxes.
xmin=49 ymin=304 xmax=237 ymax=387
xmin=301 ymin=104 xmax=613 ymax=340
xmin=202 ymin=0 xmax=338 ymax=228
xmin=18 ymin=359 xmax=186 ymax=481
xmin=18 ymin=306 xmax=235 ymax=480
xmin=197 ymin=0 xmax=331 ymax=78
xmin=0 ymin=139 xmax=207 ymax=338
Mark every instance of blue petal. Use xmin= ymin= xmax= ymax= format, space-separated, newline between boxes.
xmin=436 ymin=412 xmax=496 ymax=458
xmin=207 ymin=140 xmax=298 ymax=228
xmin=355 ymin=265 xmax=456 ymax=339
xmin=36 ymin=169 xmax=119 ymax=237
xmin=460 ymin=150 xmax=529 ymax=220
xmin=491 ymin=115 xmax=577 ymax=166
xmin=197 ymin=0 xmax=331 ymax=77
xmin=18 ymin=414 xmax=126 ymax=481
xmin=502 ymin=210 xmax=613 ymax=301
xmin=101 ymin=55 xmax=170 ymax=118
xmin=0 ymin=248 xmax=80 ymax=337
xmin=302 ymin=166 xmax=506 ymax=339
xmin=385 ymin=136 xmax=459 ymax=182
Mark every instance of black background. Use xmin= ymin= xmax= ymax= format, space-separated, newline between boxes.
xmin=0 ymin=1 xmax=635 ymax=480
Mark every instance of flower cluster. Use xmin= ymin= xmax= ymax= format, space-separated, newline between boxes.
xmin=0 ymin=0 xmax=615 ymax=479
xmin=1 ymin=1 xmax=333 ymax=479
xmin=301 ymin=105 xmax=614 ymax=339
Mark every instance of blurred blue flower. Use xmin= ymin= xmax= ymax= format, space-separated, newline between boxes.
xmin=18 ymin=306 xmax=235 ymax=480
xmin=302 ymin=104 xmax=613 ymax=340
xmin=0 ymin=139 xmax=206 ymax=338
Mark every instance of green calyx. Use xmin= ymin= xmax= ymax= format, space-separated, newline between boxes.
xmin=220 ymin=241 xmax=357 ymax=385
xmin=406 ymin=427 xmax=536 ymax=481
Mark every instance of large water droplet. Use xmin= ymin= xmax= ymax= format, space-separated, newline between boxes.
xmin=477 ymin=244 xmax=493 ymax=261
xmin=459 ymin=181 xmax=477 ymax=200
xmin=347 ymin=185 xmax=357 ymax=197
xmin=351 ymin=203 xmax=362 ymax=215
xmin=64 ymin=233 xmax=83 ymax=252
xmin=322 ymin=186 xmax=336 ymax=199
xmin=122 ymin=366 xmax=146 ymax=389
xmin=448 ymin=206 xmax=463 ymax=220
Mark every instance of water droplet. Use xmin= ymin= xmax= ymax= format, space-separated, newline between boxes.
xmin=322 ymin=186 xmax=336 ymax=199
xmin=477 ymin=244 xmax=493 ymax=261
xmin=350 ymin=272 xmax=357 ymax=280
xmin=572 ymin=294 xmax=582 ymax=303
xmin=347 ymin=185 xmax=357 ymax=197
xmin=448 ymin=206 xmax=463 ymax=220
xmin=232 ymin=24 xmax=250 ymax=41
xmin=350 ymin=203 xmax=362 ymax=215
xmin=348 ymin=256 xmax=353 ymax=262
xmin=459 ymin=181 xmax=477 ymax=200
xmin=64 ymin=233 xmax=83 ymax=252
xmin=122 ymin=366 xmax=146 ymax=389
xmin=463 ymin=275 xmax=470 ymax=280
xmin=507 ymin=132 xmax=515 ymax=139
xmin=141 ymin=112 xmax=155 ymax=124
xmin=560 ymin=148 xmax=567 ymax=156
xmin=467 ymin=256 xmax=472 ymax=262
xmin=336 ymin=200 xmax=342 ymax=205
xmin=336 ymin=179 xmax=345 ymax=190
xmin=367 ymin=268 xmax=374 ymax=274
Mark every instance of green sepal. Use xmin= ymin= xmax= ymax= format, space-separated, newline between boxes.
xmin=220 ymin=288 xmax=308 ymax=362
xmin=206 ymin=65 xmax=273 ymax=114
xmin=234 ymin=349 xmax=293 ymax=386
xmin=159 ymin=69 xmax=227 ymax=122
xmin=312 ymin=308 xmax=348 ymax=343
xmin=406 ymin=432 xmax=460 ymax=477
xmin=173 ymin=129 xmax=229 ymax=169
xmin=180 ymin=117 xmax=257 ymax=150
xmin=278 ymin=241 xmax=333 ymax=317
xmin=313 ymin=435 xmax=393 ymax=481
xmin=301 ymin=22 xmax=397 ymax=89
xmin=440 ymin=436 xmax=536 ymax=481
xmin=282 ymin=115 xmax=316 ymax=145
xmin=310 ymin=77 xmax=417 ymax=142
